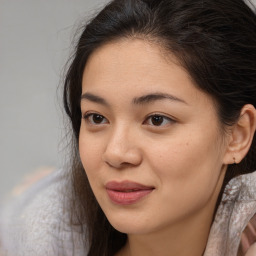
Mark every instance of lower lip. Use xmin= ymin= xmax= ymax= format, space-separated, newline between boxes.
xmin=106 ymin=189 xmax=153 ymax=205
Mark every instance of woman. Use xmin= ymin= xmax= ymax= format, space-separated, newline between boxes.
xmin=0 ymin=0 xmax=256 ymax=255
xmin=64 ymin=0 xmax=256 ymax=255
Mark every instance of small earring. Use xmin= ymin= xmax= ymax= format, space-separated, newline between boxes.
xmin=233 ymin=156 xmax=237 ymax=164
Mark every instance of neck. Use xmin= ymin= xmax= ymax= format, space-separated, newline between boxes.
xmin=121 ymin=211 xmax=211 ymax=256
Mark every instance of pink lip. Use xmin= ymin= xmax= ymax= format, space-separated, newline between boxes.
xmin=105 ymin=181 xmax=154 ymax=205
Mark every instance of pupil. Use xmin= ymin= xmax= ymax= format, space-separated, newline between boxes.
xmin=93 ymin=114 xmax=103 ymax=123
xmin=152 ymin=116 xmax=163 ymax=126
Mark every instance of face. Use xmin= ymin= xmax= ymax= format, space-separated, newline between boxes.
xmin=79 ymin=39 xmax=228 ymax=235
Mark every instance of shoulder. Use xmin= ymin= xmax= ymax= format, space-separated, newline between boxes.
xmin=0 ymin=169 xmax=86 ymax=256
xmin=205 ymin=171 xmax=256 ymax=256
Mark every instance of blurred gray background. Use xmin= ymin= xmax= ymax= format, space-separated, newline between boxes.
xmin=0 ymin=0 xmax=107 ymax=197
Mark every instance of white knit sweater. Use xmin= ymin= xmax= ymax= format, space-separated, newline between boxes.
xmin=0 ymin=169 xmax=86 ymax=256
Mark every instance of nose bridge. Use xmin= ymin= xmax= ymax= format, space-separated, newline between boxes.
xmin=110 ymin=122 xmax=128 ymax=147
xmin=107 ymin=122 xmax=136 ymax=155
xmin=102 ymin=121 xmax=142 ymax=168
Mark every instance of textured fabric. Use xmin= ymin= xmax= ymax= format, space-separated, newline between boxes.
xmin=0 ymin=169 xmax=256 ymax=256
xmin=204 ymin=171 xmax=256 ymax=256
xmin=0 ymin=169 xmax=86 ymax=256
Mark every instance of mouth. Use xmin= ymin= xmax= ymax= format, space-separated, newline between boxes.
xmin=105 ymin=181 xmax=155 ymax=205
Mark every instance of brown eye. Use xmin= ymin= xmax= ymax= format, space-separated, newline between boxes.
xmin=144 ymin=114 xmax=175 ymax=127
xmin=92 ymin=114 xmax=104 ymax=124
xmin=83 ymin=113 xmax=108 ymax=125
xmin=151 ymin=116 xmax=164 ymax=126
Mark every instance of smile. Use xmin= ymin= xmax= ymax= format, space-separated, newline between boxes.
xmin=105 ymin=181 xmax=154 ymax=205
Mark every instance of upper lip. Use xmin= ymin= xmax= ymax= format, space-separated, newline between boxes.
xmin=105 ymin=181 xmax=154 ymax=191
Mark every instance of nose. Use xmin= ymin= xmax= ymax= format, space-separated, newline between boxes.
xmin=102 ymin=126 xmax=142 ymax=169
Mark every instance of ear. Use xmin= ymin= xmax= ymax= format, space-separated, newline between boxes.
xmin=223 ymin=104 xmax=256 ymax=164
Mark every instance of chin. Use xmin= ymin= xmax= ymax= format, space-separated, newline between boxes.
xmin=105 ymin=213 xmax=156 ymax=235
xmin=112 ymin=223 xmax=150 ymax=235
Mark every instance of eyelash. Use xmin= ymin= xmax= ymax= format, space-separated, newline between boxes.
xmin=143 ymin=114 xmax=175 ymax=127
xmin=83 ymin=113 xmax=108 ymax=125
xmin=82 ymin=112 xmax=175 ymax=127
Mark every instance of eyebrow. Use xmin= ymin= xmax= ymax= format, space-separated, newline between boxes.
xmin=132 ymin=92 xmax=187 ymax=105
xmin=81 ymin=93 xmax=110 ymax=106
xmin=80 ymin=92 xmax=187 ymax=106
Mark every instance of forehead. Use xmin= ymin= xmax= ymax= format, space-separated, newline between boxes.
xmin=82 ymin=39 xmax=213 ymax=108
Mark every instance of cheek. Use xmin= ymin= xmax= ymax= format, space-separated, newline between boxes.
xmin=79 ymin=133 xmax=103 ymax=177
xmin=147 ymin=130 xmax=224 ymax=200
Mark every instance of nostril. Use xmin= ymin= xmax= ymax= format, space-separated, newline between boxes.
xmin=102 ymin=138 xmax=142 ymax=168
xmin=119 ymin=162 xmax=137 ymax=169
xmin=102 ymin=150 xmax=142 ymax=169
xmin=104 ymin=159 xmax=133 ymax=169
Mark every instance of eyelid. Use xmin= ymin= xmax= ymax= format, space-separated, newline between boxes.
xmin=143 ymin=113 xmax=176 ymax=126
xmin=82 ymin=111 xmax=176 ymax=127
xmin=82 ymin=111 xmax=109 ymax=125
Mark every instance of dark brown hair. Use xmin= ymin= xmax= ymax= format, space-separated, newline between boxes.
xmin=63 ymin=0 xmax=256 ymax=255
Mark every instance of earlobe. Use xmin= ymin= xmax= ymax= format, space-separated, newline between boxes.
xmin=223 ymin=104 xmax=256 ymax=165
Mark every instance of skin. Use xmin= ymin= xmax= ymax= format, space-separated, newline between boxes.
xmin=79 ymin=39 xmax=234 ymax=256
